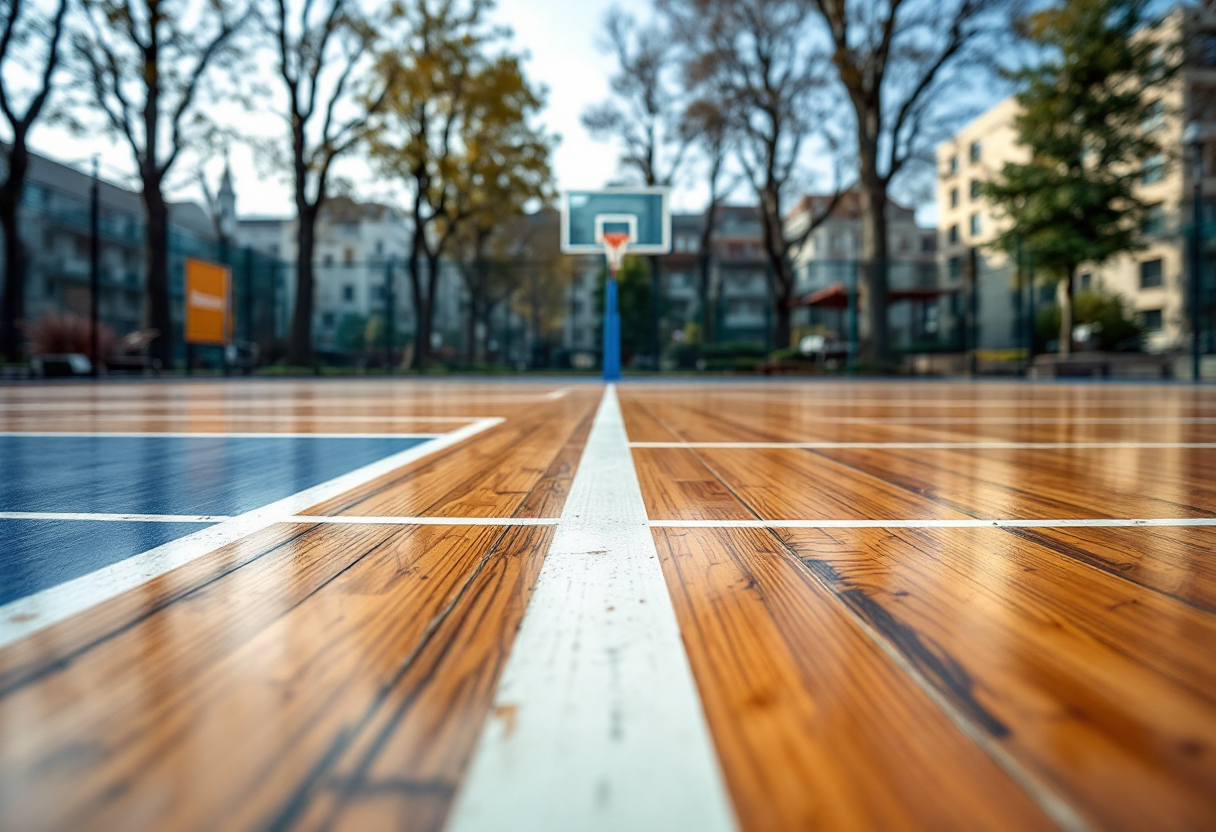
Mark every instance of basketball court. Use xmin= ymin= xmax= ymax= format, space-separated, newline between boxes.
xmin=0 ymin=377 xmax=1214 ymax=831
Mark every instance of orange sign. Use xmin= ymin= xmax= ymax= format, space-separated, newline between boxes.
xmin=184 ymin=258 xmax=231 ymax=345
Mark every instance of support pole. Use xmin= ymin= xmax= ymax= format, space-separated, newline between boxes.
xmin=385 ymin=257 xmax=394 ymax=374
xmin=89 ymin=156 xmax=100 ymax=377
xmin=1193 ymin=172 xmax=1203 ymax=383
xmin=604 ymin=275 xmax=621 ymax=382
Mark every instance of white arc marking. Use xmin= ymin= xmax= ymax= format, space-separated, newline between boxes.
xmin=445 ymin=386 xmax=738 ymax=832
xmin=0 ymin=418 xmax=503 ymax=649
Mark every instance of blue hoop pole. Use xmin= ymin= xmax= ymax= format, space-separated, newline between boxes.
xmin=604 ymin=276 xmax=621 ymax=381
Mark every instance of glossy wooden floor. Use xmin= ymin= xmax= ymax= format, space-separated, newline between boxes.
xmin=1 ymin=379 xmax=1215 ymax=831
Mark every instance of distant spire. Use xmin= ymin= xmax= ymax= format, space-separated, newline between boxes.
xmin=218 ymin=151 xmax=234 ymax=199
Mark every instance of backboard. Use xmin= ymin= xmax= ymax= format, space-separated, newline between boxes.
xmin=560 ymin=187 xmax=671 ymax=255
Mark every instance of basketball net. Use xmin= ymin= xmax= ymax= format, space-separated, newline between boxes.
xmin=602 ymin=232 xmax=630 ymax=278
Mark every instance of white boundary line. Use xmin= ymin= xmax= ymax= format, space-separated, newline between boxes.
xmin=0 ymin=417 xmax=503 ymax=649
xmin=0 ymin=390 xmax=570 ymax=412
xmin=648 ymin=518 xmax=1216 ymax=529
xmin=0 ymin=431 xmax=443 ymax=440
xmin=3 ymin=414 xmax=484 ymax=424
xmin=3 ymin=512 xmax=1211 ymax=529
xmin=446 ymin=385 xmax=737 ymax=832
xmin=631 ymin=441 xmax=1216 ymax=450
xmin=0 ymin=512 xmax=230 ymax=523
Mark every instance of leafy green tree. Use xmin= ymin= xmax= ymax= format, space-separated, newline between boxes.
xmin=367 ymin=0 xmax=552 ymax=368
xmin=983 ymin=0 xmax=1173 ymax=356
xmin=1035 ymin=289 xmax=1145 ymax=352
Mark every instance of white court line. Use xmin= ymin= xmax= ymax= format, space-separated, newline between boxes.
xmin=631 ymin=441 xmax=1216 ymax=450
xmin=0 ymin=417 xmax=503 ymax=649
xmin=764 ymin=416 xmax=1216 ymax=425
xmin=445 ymin=386 xmax=737 ymax=832
xmin=286 ymin=515 xmax=561 ymax=526
xmin=2 ymin=414 xmax=485 ymax=424
xmin=0 ymin=512 xmax=231 ymax=523
xmin=0 ymin=431 xmax=443 ymax=440
xmin=5 ymin=512 xmax=1212 ymax=529
xmin=649 ymin=518 xmax=1216 ymax=529
xmin=0 ymin=390 xmax=570 ymax=412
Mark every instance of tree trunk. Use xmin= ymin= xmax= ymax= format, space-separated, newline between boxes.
xmin=698 ymin=251 xmax=713 ymax=346
xmin=287 ymin=210 xmax=318 ymax=366
xmin=417 ymin=252 xmax=443 ymax=369
xmin=406 ymin=247 xmax=425 ymax=370
xmin=142 ymin=184 xmax=174 ymax=370
xmin=0 ymin=136 xmax=30 ymax=362
xmin=1058 ymin=270 xmax=1074 ymax=357
xmin=857 ymin=163 xmax=890 ymax=364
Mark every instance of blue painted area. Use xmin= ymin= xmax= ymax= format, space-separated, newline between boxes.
xmin=0 ymin=435 xmax=429 ymax=605
xmin=0 ymin=436 xmax=427 ymax=515
xmin=0 ymin=520 xmax=215 ymax=606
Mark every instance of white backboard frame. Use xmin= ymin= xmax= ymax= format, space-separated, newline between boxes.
xmin=560 ymin=187 xmax=672 ymax=255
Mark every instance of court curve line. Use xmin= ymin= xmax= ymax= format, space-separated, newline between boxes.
xmin=443 ymin=384 xmax=739 ymax=832
xmin=0 ymin=417 xmax=504 ymax=650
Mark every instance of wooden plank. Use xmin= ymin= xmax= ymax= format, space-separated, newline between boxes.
xmin=1011 ymin=526 xmax=1216 ymax=613
xmin=779 ymin=526 xmax=1216 ymax=832
xmin=631 ymin=447 xmax=756 ymax=521
xmin=283 ymin=524 xmax=555 ymax=832
xmin=817 ymin=447 xmax=1216 ymax=519
xmin=302 ymin=391 xmax=601 ymax=519
xmin=652 ymin=526 xmax=1056 ymax=831
xmin=0 ymin=523 xmax=506 ymax=831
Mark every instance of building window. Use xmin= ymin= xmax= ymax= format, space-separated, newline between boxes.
xmin=1142 ymin=100 xmax=1165 ymax=133
xmin=342 ymin=285 xmax=354 ymax=302
xmin=322 ymin=253 xmax=333 ymax=266
xmin=970 ymin=180 xmax=981 ymax=200
xmin=344 ymin=247 xmax=354 ymax=264
xmin=1142 ymin=154 xmax=1165 ymax=184
xmin=1078 ymin=272 xmax=1092 ymax=292
xmin=1141 ymin=308 xmax=1163 ymax=331
xmin=947 ymin=155 xmax=958 ymax=176
xmin=1040 ymin=283 xmax=1056 ymax=302
xmin=948 ymin=225 xmax=959 ymax=244
xmin=948 ymin=256 xmax=963 ymax=280
xmin=321 ymin=312 xmax=335 ymax=327
xmin=1200 ymin=33 xmax=1216 ymax=68
xmin=969 ymin=140 xmax=981 ymax=163
xmin=950 ymin=188 xmax=959 ymax=208
xmin=1142 ymin=203 xmax=1165 ymax=236
xmin=375 ymin=240 xmax=384 ymax=255
xmin=969 ymin=214 xmax=981 ymax=236
xmin=1140 ymin=259 xmax=1164 ymax=288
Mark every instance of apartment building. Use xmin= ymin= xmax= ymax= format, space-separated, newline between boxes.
xmin=0 ymin=148 xmax=220 ymax=342
xmin=938 ymin=5 xmax=1216 ymax=353
xmin=786 ymin=190 xmax=939 ymax=348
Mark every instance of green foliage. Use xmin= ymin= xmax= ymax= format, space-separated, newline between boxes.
xmin=983 ymin=0 xmax=1175 ymax=280
xmin=595 ymin=257 xmax=652 ymax=364
xmin=1035 ymin=290 xmax=1146 ymax=351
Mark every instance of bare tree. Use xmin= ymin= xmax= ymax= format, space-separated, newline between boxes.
xmin=809 ymin=0 xmax=1015 ymax=362
xmin=0 ymin=0 xmax=68 ymax=361
xmin=583 ymin=7 xmax=689 ymax=368
xmin=269 ymin=0 xmax=391 ymax=366
xmin=663 ymin=0 xmax=844 ymax=350
xmin=679 ymin=98 xmax=735 ymax=346
xmin=72 ymin=0 xmax=251 ymax=369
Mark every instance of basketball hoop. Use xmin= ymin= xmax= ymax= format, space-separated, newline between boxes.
xmin=602 ymin=232 xmax=630 ymax=278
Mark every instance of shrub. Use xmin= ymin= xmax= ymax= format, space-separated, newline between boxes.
xmin=23 ymin=312 xmax=117 ymax=362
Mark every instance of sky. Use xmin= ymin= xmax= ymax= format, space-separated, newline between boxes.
xmin=18 ymin=0 xmax=685 ymax=221
xmin=11 ymin=0 xmax=992 ymax=226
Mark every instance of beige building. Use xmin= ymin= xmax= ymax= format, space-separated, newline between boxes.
xmin=937 ymin=5 xmax=1216 ymax=354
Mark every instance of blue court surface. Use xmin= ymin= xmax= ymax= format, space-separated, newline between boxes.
xmin=0 ymin=435 xmax=429 ymax=605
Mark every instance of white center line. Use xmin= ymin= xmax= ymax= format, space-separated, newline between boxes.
xmin=631 ymin=441 xmax=1216 ymax=450
xmin=0 ymin=418 xmax=503 ymax=649
xmin=445 ymin=385 xmax=738 ymax=832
